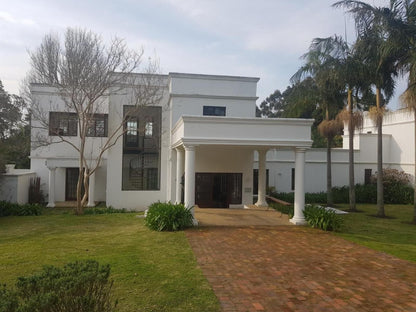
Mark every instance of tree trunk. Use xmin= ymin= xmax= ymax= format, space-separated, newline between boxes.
xmin=327 ymin=138 xmax=333 ymax=206
xmin=413 ymin=110 xmax=416 ymax=224
xmin=76 ymin=161 xmax=83 ymax=215
xmin=376 ymin=88 xmax=384 ymax=217
xmin=348 ymin=88 xmax=356 ymax=211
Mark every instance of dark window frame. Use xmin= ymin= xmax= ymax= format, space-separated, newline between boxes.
xmin=49 ymin=112 xmax=78 ymax=136
xmin=122 ymin=106 xmax=162 ymax=191
xmin=291 ymin=168 xmax=295 ymax=191
xmin=203 ymin=106 xmax=226 ymax=116
xmin=364 ymin=169 xmax=372 ymax=185
xmin=86 ymin=114 xmax=108 ymax=137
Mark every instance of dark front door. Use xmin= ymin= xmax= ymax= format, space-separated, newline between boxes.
xmin=65 ymin=168 xmax=85 ymax=201
xmin=195 ymin=173 xmax=242 ymax=208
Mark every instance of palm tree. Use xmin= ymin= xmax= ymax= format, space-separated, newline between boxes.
xmin=334 ymin=0 xmax=399 ymax=217
xmin=389 ymin=0 xmax=416 ymax=223
xmin=310 ymin=35 xmax=370 ymax=211
xmin=291 ymin=41 xmax=344 ymax=207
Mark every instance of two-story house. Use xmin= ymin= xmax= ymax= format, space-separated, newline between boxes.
xmin=30 ymin=72 xmax=314 ymax=225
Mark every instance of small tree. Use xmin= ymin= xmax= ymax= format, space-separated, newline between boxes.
xmin=28 ymin=28 xmax=163 ymax=214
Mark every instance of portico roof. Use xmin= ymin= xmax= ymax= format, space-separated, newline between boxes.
xmin=171 ymin=115 xmax=314 ymax=149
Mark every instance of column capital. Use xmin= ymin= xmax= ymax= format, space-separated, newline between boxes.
xmin=47 ymin=166 xmax=57 ymax=171
xmin=256 ymin=148 xmax=269 ymax=153
xmin=184 ymin=145 xmax=196 ymax=152
xmin=295 ymin=147 xmax=307 ymax=153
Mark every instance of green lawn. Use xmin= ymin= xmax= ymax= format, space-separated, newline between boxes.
xmin=0 ymin=212 xmax=220 ymax=312
xmin=336 ymin=204 xmax=416 ymax=262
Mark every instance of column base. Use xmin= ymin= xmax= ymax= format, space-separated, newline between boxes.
xmin=192 ymin=217 xmax=199 ymax=226
xmin=255 ymin=201 xmax=268 ymax=208
xmin=290 ymin=217 xmax=307 ymax=225
xmin=47 ymin=203 xmax=55 ymax=208
xmin=87 ymin=202 xmax=96 ymax=207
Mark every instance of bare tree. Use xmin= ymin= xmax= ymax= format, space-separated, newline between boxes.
xmin=28 ymin=28 xmax=164 ymax=214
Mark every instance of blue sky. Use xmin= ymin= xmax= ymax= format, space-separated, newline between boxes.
xmin=0 ymin=0 xmax=405 ymax=108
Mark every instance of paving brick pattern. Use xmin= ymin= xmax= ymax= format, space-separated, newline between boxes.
xmin=186 ymin=225 xmax=416 ymax=312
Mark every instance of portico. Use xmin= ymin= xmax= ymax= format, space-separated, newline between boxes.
xmin=171 ymin=115 xmax=313 ymax=225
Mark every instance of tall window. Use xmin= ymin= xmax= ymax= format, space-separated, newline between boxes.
xmin=203 ymin=106 xmax=226 ymax=116
xmin=125 ymin=118 xmax=138 ymax=147
xmin=364 ymin=169 xmax=372 ymax=185
xmin=122 ymin=106 xmax=161 ymax=191
xmin=291 ymin=168 xmax=295 ymax=191
xmin=49 ymin=112 xmax=78 ymax=136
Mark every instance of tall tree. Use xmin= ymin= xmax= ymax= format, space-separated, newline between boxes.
xmin=334 ymin=0 xmax=399 ymax=217
xmin=28 ymin=28 xmax=163 ymax=214
xmin=291 ymin=40 xmax=344 ymax=206
xmin=390 ymin=0 xmax=416 ymax=223
xmin=311 ymin=35 xmax=370 ymax=211
xmin=0 ymin=80 xmax=28 ymax=171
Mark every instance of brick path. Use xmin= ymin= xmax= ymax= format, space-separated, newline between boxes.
xmin=186 ymin=225 xmax=416 ymax=312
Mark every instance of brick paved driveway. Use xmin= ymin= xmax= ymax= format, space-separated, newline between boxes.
xmin=186 ymin=225 xmax=416 ymax=312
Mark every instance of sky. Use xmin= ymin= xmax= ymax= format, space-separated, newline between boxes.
xmin=0 ymin=0 xmax=406 ymax=109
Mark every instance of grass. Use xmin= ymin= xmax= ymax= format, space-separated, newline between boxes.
xmin=0 ymin=212 xmax=220 ymax=312
xmin=336 ymin=204 xmax=416 ymax=262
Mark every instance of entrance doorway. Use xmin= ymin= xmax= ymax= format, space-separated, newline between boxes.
xmin=65 ymin=168 xmax=85 ymax=201
xmin=195 ymin=173 xmax=242 ymax=208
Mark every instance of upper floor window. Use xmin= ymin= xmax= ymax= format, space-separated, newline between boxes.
xmin=203 ymin=106 xmax=226 ymax=116
xmin=49 ymin=112 xmax=78 ymax=136
xmin=86 ymin=114 xmax=108 ymax=137
xmin=125 ymin=118 xmax=138 ymax=147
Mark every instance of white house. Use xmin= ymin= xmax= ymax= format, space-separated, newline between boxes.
xmin=28 ymin=72 xmax=415 ymax=224
xmin=30 ymin=72 xmax=314 ymax=225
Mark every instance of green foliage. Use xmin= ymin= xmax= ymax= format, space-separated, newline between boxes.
xmin=268 ymin=202 xmax=294 ymax=218
xmin=0 ymin=260 xmax=116 ymax=312
xmin=268 ymin=180 xmax=413 ymax=206
xmin=370 ymin=169 xmax=414 ymax=204
xmin=84 ymin=206 xmax=127 ymax=215
xmin=303 ymin=205 xmax=343 ymax=231
xmin=0 ymin=284 xmax=18 ymax=312
xmin=0 ymin=201 xmax=43 ymax=217
xmin=145 ymin=202 xmax=194 ymax=231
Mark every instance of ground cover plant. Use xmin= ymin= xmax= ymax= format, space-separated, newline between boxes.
xmin=303 ymin=205 xmax=343 ymax=231
xmin=0 ymin=212 xmax=220 ymax=312
xmin=145 ymin=202 xmax=194 ymax=231
xmin=0 ymin=260 xmax=116 ymax=312
xmin=0 ymin=201 xmax=43 ymax=217
xmin=336 ymin=204 xmax=416 ymax=262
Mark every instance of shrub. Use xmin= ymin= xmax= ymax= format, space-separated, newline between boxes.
xmin=0 ymin=260 xmax=117 ymax=312
xmin=303 ymin=205 xmax=343 ymax=232
xmin=370 ymin=168 xmax=414 ymax=204
xmin=0 ymin=201 xmax=43 ymax=217
xmin=268 ymin=201 xmax=294 ymax=218
xmin=0 ymin=284 xmax=18 ymax=312
xmin=145 ymin=202 xmax=194 ymax=231
xmin=84 ymin=206 xmax=127 ymax=215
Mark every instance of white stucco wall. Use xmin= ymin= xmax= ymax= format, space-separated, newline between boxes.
xmin=0 ymin=170 xmax=36 ymax=204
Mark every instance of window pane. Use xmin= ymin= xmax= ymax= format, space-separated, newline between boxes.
xmin=203 ymin=106 xmax=226 ymax=116
xmin=145 ymin=121 xmax=153 ymax=137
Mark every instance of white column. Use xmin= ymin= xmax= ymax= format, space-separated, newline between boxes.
xmin=291 ymin=148 xmax=307 ymax=225
xmin=175 ymin=147 xmax=184 ymax=204
xmin=184 ymin=145 xmax=196 ymax=216
xmin=255 ymin=149 xmax=268 ymax=207
xmin=47 ymin=167 xmax=56 ymax=208
xmin=87 ymin=171 xmax=95 ymax=207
